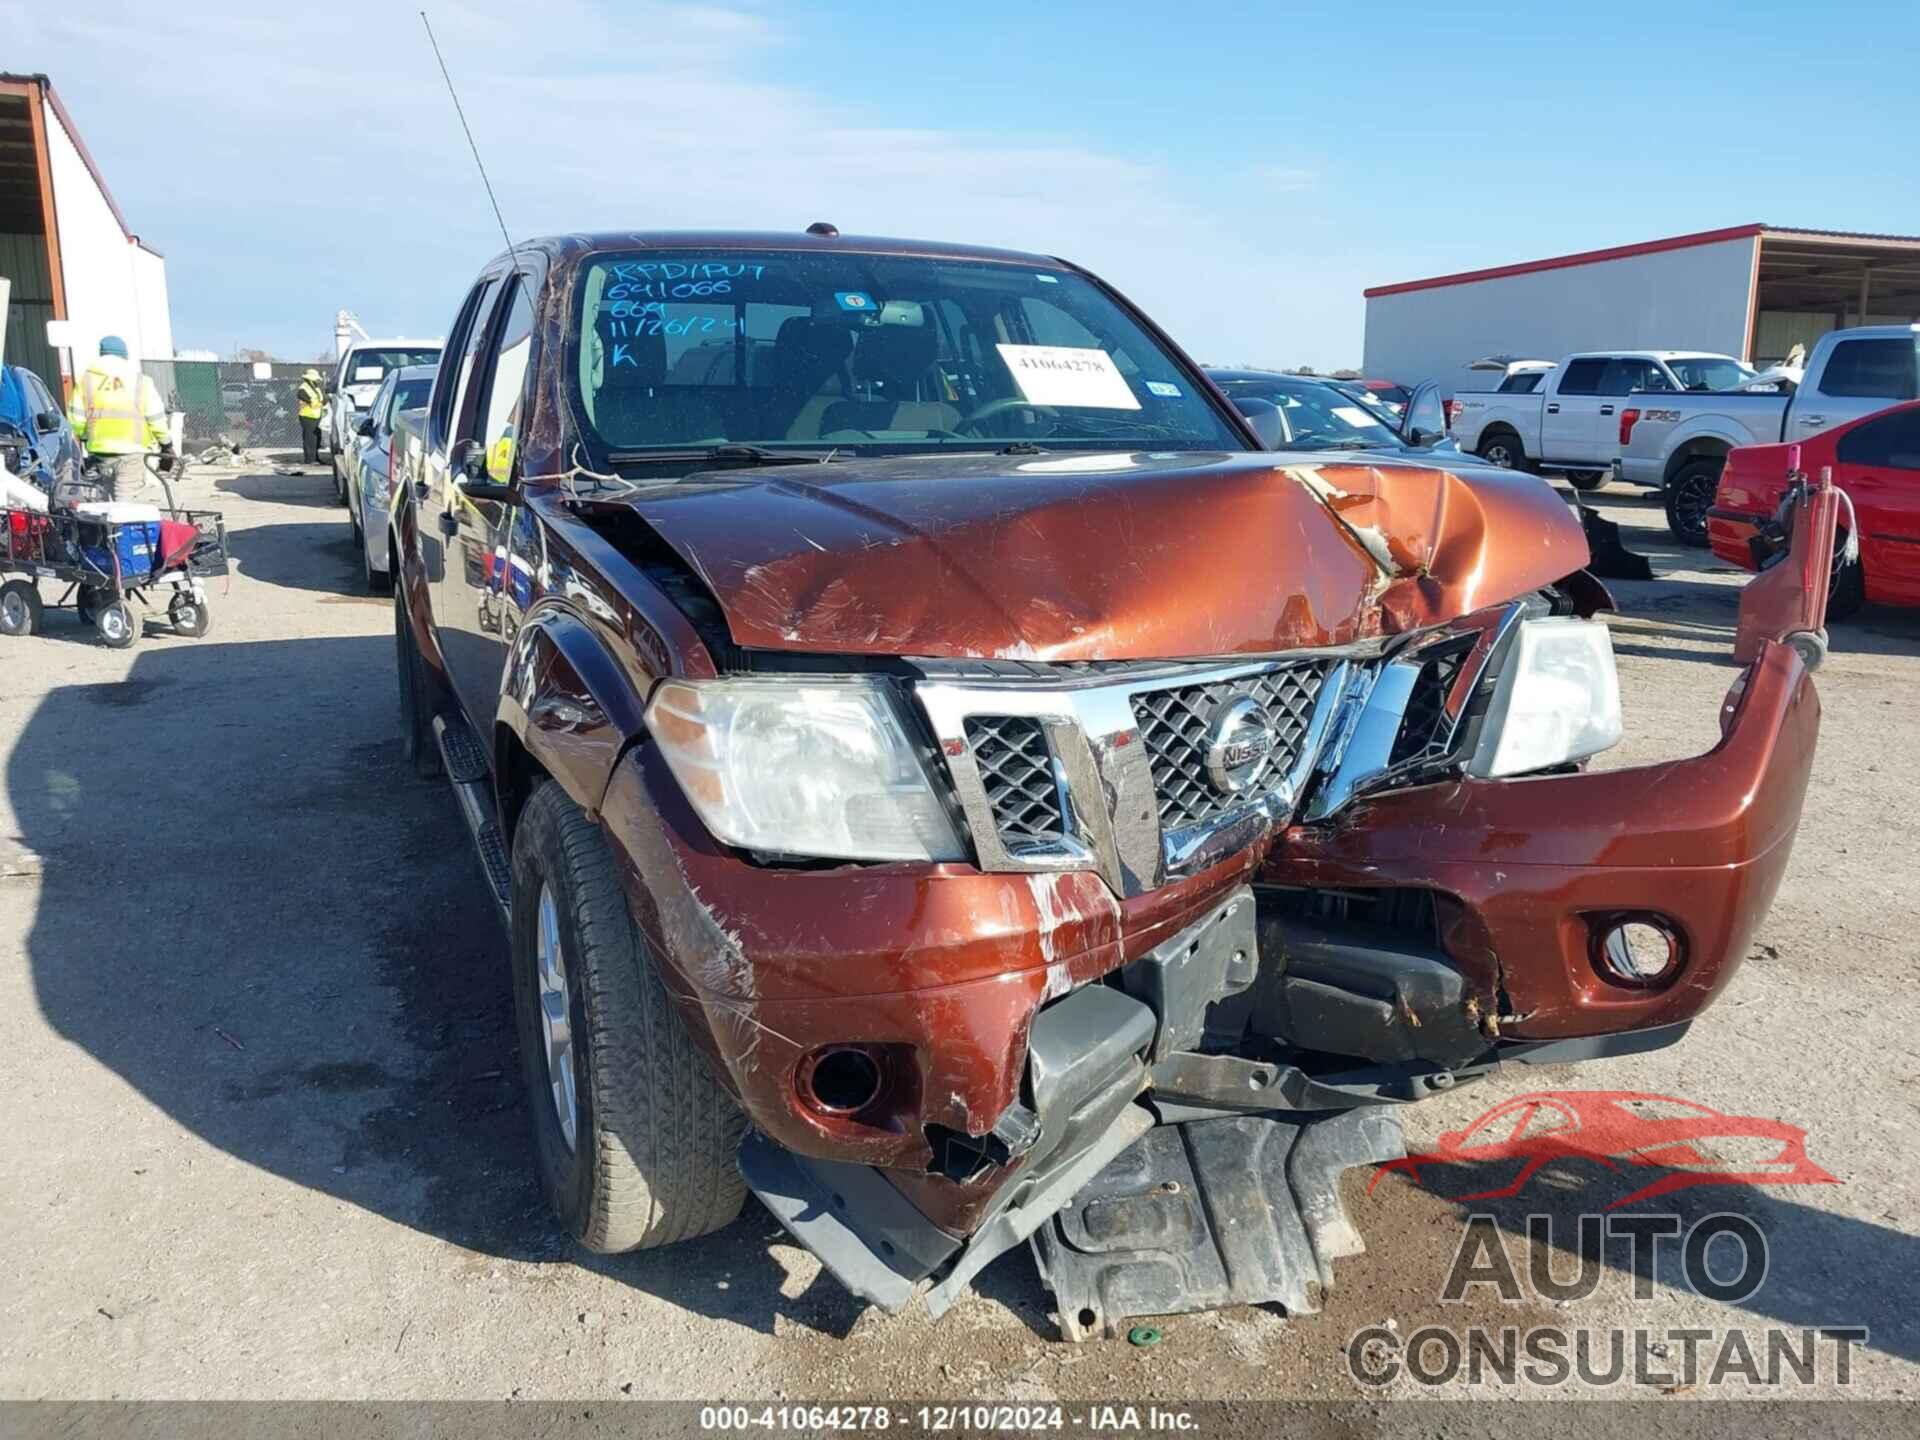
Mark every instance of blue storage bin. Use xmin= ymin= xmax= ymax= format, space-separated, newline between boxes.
xmin=81 ymin=521 xmax=161 ymax=581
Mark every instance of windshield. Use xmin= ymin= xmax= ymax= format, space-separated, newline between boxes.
xmin=347 ymin=348 xmax=441 ymax=384
xmin=1213 ymin=377 xmax=1404 ymax=452
xmin=570 ymin=250 xmax=1245 ymax=459
xmin=1667 ymin=356 xmax=1756 ymax=392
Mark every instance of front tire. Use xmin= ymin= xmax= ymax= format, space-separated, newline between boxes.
xmin=96 ymin=598 xmax=138 ymax=649
xmin=1829 ymin=543 xmax=1866 ymax=622
xmin=1477 ymin=430 xmax=1527 ymax=471
xmin=394 ymin=585 xmax=443 ymax=778
xmin=169 ymin=593 xmax=211 ymax=638
xmin=0 ymin=579 xmax=42 ymax=637
xmin=365 ymin=539 xmax=392 ymax=596
xmin=510 ymin=781 xmax=746 ymax=1253
xmin=1665 ymin=458 xmax=1721 ymax=547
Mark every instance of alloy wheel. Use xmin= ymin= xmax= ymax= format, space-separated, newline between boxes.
xmin=535 ymin=883 xmax=579 ymax=1151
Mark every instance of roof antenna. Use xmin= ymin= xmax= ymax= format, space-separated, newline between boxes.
xmin=420 ymin=10 xmax=527 ymax=276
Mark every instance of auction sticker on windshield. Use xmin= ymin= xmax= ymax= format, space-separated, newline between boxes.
xmin=996 ymin=344 xmax=1141 ymax=409
xmin=1333 ymin=404 xmax=1386 ymax=428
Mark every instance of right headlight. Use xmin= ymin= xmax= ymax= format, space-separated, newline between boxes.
xmin=645 ymin=678 xmax=966 ymax=863
xmin=1470 ymin=617 xmax=1622 ymax=778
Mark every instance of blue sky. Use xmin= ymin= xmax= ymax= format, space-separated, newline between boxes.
xmin=6 ymin=0 xmax=1917 ymax=368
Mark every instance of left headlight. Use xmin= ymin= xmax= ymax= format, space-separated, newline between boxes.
xmin=645 ymin=678 xmax=967 ymax=863
xmin=1471 ymin=617 xmax=1622 ymax=778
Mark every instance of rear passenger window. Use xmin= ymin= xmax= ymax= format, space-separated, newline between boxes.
xmin=1836 ymin=409 xmax=1920 ymax=471
xmin=435 ymin=277 xmax=501 ymax=446
xmin=478 ymin=281 xmax=537 ymax=482
xmin=1597 ymin=358 xmax=1657 ymax=396
xmin=1819 ymin=339 xmax=1919 ymax=400
xmin=1558 ymin=359 xmax=1607 ymax=395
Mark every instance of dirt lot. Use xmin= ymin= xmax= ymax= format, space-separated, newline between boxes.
xmin=0 ymin=460 xmax=1915 ymax=1405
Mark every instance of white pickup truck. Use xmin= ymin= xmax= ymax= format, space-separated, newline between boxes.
xmin=1613 ymin=324 xmax=1920 ymax=544
xmin=1449 ymin=350 xmax=1755 ymax=491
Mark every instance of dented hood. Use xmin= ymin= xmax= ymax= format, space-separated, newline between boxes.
xmin=625 ymin=450 xmax=1588 ymax=661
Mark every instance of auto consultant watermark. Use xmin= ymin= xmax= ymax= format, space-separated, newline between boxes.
xmin=1346 ymin=1091 xmax=1867 ymax=1394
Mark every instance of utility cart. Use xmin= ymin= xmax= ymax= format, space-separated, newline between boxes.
xmin=0 ymin=455 xmax=228 ymax=648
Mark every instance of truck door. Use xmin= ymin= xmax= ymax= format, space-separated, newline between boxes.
xmin=1586 ymin=358 xmax=1666 ymax=465
xmin=419 ymin=277 xmax=501 ymax=625
xmin=1834 ymin=404 xmax=1920 ymax=602
xmin=1542 ymin=358 xmax=1606 ymax=463
xmin=436 ymin=275 xmax=537 ymax=728
xmin=1797 ymin=336 xmax=1920 ymax=438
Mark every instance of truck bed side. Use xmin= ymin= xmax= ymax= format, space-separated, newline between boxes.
xmin=1614 ymin=391 xmax=1789 ymax=488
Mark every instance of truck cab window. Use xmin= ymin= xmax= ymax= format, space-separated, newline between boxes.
xmin=1819 ymin=339 xmax=1920 ymax=400
xmin=1598 ymin=358 xmax=1655 ymax=396
xmin=1558 ymin=359 xmax=1607 ymax=395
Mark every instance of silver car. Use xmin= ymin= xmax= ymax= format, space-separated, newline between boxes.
xmin=345 ymin=364 xmax=435 ymax=593
xmin=327 ymin=339 xmax=441 ymax=497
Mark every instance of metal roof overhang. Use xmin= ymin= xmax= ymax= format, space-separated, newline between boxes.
xmin=1754 ymin=228 xmax=1920 ymax=318
xmin=1366 ymin=224 xmax=1920 ymax=317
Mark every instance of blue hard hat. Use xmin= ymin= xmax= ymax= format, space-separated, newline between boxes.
xmin=98 ymin=335 xmax=129 ymax=359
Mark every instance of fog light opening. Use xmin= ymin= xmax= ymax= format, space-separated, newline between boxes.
xmin=802 ymin=1046 xmax=884 ymax=1115
xmin=1597 ymin=918 xmax=1682 ymax=988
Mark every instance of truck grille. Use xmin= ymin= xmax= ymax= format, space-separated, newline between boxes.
xmin=1131 ymin=662 xmax=1333 ymax=831
xmin=964 ymin=716 xmax=1066 ymax=848
xmin=1389 ymin=638 xmax=1478 ymax=766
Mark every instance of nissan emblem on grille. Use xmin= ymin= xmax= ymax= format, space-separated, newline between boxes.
xmin=1203 ymin=696 xmax=1277 ymax=794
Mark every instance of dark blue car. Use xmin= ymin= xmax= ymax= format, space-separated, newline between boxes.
xmin=0 ymin=364 xmax=82 ymax=494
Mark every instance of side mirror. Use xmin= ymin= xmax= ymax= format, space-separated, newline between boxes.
xmin=34 ymin=410 xmax=63 ymax=434
xmin=451 ymin=437 xmax=488 ymax=482
xmin=1397 ymin=380 xmax=1449 ymax=450
xmin=356 ymin=417 xmax=376 ymax=437
xmin=1232 ymin=396 xmax=1285 ymax=450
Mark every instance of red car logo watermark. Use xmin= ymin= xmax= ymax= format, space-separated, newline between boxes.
xmin=1371 ymin=1090 xmax=1837 ymax=1209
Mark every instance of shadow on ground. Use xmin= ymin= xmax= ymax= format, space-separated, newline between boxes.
xmin=214 ymin=468 xmax=342 ymax=509
xmin=8 ymin=633 xmax=858 ymax=1341
xmin=1358 ymin=1139 xmax=1919 ymax=1364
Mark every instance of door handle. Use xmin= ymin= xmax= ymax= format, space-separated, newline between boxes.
xmin=1797 ymin=415 xmax=1826 ymax=427
xmin=1600 ymin=405 xmax=1615 ymax=416
xmin=1546 ymin=403 xmax=1560 ymax=414
xmin=438 ymin=511 xmax=458 ymax=537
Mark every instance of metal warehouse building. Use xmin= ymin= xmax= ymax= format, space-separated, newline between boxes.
xmin=0 ymin=72 xmax=173 ymax=396
xmin=1363 ymin=223 xmax=1920 ymax=394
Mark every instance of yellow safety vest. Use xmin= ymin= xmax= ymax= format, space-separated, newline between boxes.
xmin=67 ymin=359 xmax=168 ymax=456
xmin=297 ymin=378 xmax=326 ymax=420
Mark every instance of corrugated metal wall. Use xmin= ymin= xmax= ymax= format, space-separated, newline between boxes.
xmin=0 ymin=229 xmax=59 ymax=393
xmin=1362 ymin=235 xmax=1761 ymax=395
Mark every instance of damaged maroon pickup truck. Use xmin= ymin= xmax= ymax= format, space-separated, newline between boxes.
xmin=387 ymin=229 xmax=1824 ymax=1340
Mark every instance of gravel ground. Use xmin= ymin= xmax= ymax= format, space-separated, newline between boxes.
xmin=0 ymin=461 xmax=1914 ymax=1407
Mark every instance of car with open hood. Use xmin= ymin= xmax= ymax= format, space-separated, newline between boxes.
xmin=382 ymin=227 xmax=1826 ymax=1341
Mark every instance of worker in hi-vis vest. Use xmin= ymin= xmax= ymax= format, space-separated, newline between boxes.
xmin=67 ymin=335 xmax=171 ymax=501
xmin=297 ymin=368 xmax=327 ymax=464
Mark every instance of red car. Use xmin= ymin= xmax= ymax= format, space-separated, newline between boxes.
xmin=1371 ymin=1091 xmax=1836 ymax=1209
xmin=1709 ymin=399 xmax=1920 ymax=617
xmin=1350 ymin=377 xmax=1413 ymax=415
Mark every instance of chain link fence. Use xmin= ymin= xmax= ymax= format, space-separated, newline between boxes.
xmin=140 ymin=360 xmax=324 ymax=452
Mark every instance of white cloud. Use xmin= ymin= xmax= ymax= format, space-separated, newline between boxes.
xmin=3 ymin=1 xmax=1360 ymax=367
xmin=1252 ymin=164 xmax=1317 ymax=192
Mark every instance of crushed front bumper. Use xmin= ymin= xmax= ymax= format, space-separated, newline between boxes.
xmin=595 ymin=636 xmax=1817 ymax=1321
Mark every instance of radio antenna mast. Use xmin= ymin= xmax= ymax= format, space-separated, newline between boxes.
xmin=420 ymin=11 xmax=527 ymax=277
